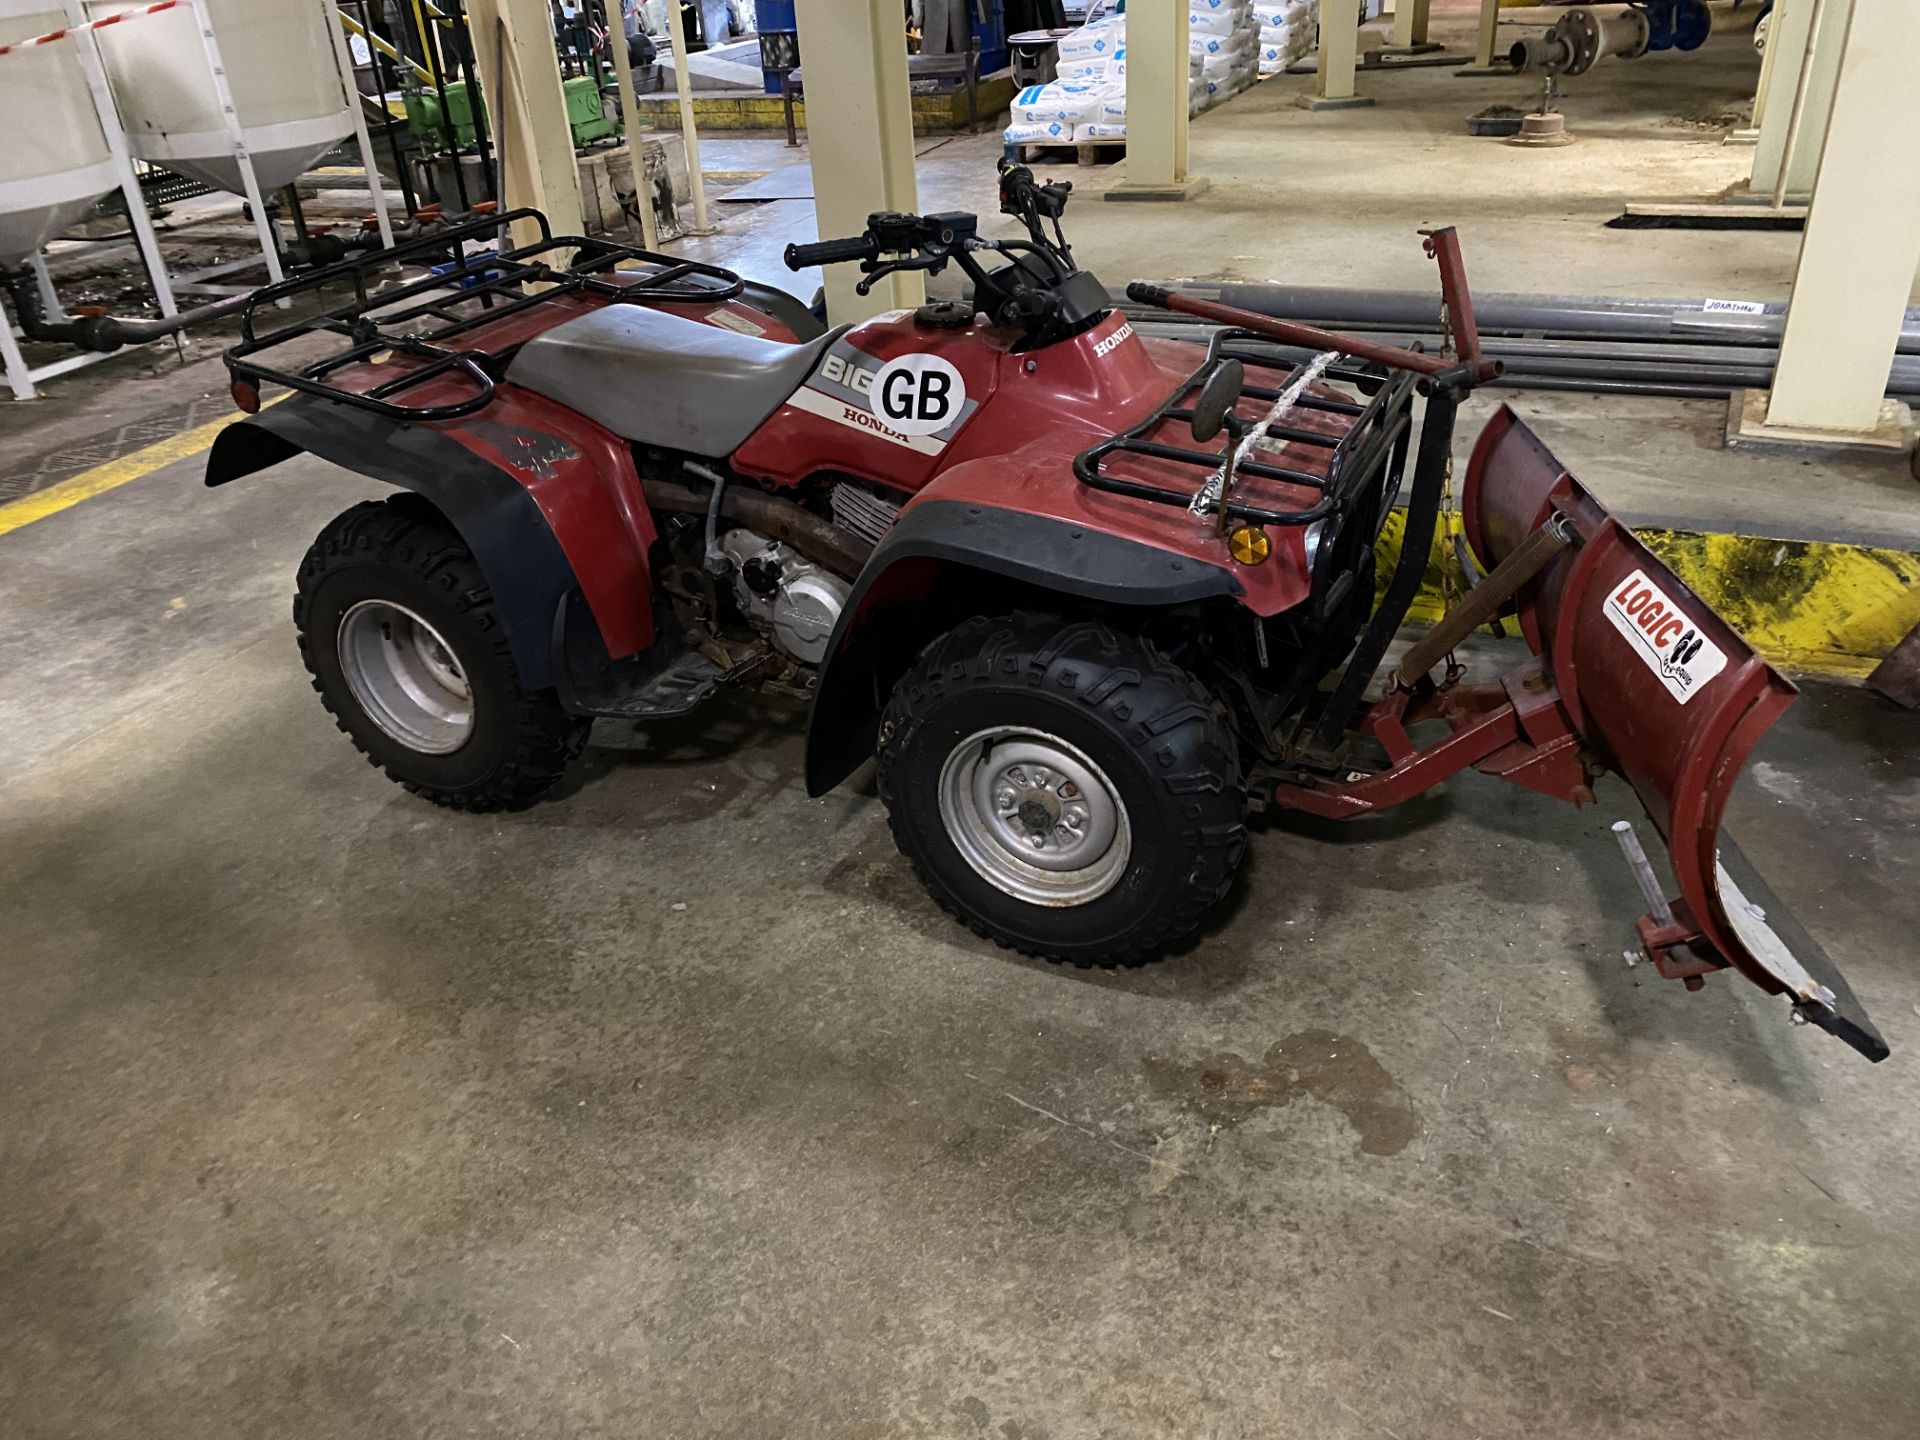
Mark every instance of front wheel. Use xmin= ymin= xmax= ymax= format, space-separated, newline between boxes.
xmin=294 ymin=496 xmax=590 ymax=811
xmin=877 ymin=614 xmax=1246 ymax=966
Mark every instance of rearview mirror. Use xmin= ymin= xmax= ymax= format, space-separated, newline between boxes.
xmin=1189 ymin=359 xmax=1245 ymax=444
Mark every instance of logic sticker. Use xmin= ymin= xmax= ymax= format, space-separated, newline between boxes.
xmin=1603 ymin=569 xmax=1728 ymax=704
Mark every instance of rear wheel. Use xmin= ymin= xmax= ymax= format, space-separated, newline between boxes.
xmin=294 ymin=497 xmax=589 ymax=811
xmin=877 ymin=614 xmax=1246 ymax=966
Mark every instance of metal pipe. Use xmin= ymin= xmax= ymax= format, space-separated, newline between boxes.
xmin=1613 ymin=820 xmax=1677 ymax=924
xmin=2 ymin=270 xmax=252 ymax=353
xmin=1771 ymin=0 xmax=1827 ymax=210
xmin=444 ymin=0 xmax=497 ymax=204
xmin=340 ymin=9 xmax=433 ymax=83
xmin=403 ymin=0 xmax=471 ymax=210
xmin=1128 ymin=283 xmax=1460 ymax=379
xmin=1140 ymin=281 xmax=1920 ymax=355
xmin=355 ymin=0 xmax=421 ymax=219
xmin=1491 ymin=375 xmax=1733 ymax=400
xmin=1126 ymin=321 xmax=1920 ymax=403
xmin=1509 ymin=4 xmax=1650 ymax=77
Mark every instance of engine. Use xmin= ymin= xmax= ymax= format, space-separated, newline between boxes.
xmin=717 ymin=528 xmax=853 ymax=666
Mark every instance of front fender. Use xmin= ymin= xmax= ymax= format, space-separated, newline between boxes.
xmin=206 ymin=392 xmax=658 ymax=690
xmin=802 ymin=496 xmax=1243 ymax=796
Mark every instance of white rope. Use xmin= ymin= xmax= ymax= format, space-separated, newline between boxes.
xmin=1190 ymin=349 xmax=1341 ymax=516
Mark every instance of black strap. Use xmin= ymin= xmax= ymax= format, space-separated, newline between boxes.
xmin=1311 ymin=387 xmax=1457 ymax=751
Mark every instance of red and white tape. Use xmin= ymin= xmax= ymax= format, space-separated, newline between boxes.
xmin=0 ymin=0 xmax=182 ymax=59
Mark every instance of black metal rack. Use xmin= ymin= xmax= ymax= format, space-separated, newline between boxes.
xmin=1072 ymin=329 xmax=1414 ymax=528
xmin=226 ymin=209 xmax=745 ymax=422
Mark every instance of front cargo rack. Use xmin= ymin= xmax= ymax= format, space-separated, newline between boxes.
xmin=1072 ymin=329 xmax=1414 ymax=529
xmin=225 ymin=208 xmax=745 ymax=423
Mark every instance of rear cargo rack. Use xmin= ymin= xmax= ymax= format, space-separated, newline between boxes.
xmin=225 ymin=208 xmax=745 ymax=423
xmin=1072 ymin=329 xmax=1414 ymax=528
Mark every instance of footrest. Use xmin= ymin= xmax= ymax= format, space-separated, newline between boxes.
xmin=596 ymin=651 xmax=728 ymax=720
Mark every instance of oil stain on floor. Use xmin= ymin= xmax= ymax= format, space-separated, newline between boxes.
xmin=1146 ymin=1029 xmax=1423 ymax=1157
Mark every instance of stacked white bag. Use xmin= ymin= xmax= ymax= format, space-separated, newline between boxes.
xmin=1254 ymin=0 xmax=1318 ymax=76
xmin=1187 ymin=0 xmax=1259 ymax=112
xmin=1004 ymin=9 xmax=1225 ymax=148
xmin=1006 ymin=16 xmax=1127 ymax=146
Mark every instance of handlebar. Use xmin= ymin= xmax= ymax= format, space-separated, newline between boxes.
xmin=775 ymin=166 xmax=1100 ymax=343
xmin=784 ymin=235 xmax=879 ymax=271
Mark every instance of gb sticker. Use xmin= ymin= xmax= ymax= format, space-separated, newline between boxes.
xmin=872 ymin=354 xmax=967 ymax=436
xmin=1603 ymin=568 xmax=1728 ymax=704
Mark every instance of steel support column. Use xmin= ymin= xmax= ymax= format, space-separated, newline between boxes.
xmin=1472 ymin=0 xmax=1502 ymax=66
xmin=468 ymin=0 xmax=583 ymax=246
xmin=606 ymin=0 xmax=659 ymax=247
xmin=1390 ymin=0 xmax=1433 ymax=49
xmin=1745 ymin=0 xmax=1783 ymax=131
xmin=1764 ymin=0 xmax=1920 ymax=436
xmin=1751 ymin=0 xmax=1854 ymax=201
xmin=661 ymin=0 xmax=711 ymax=233
xmin=1301 ymin=0 xmax=1372 ymax=108
xmin=791 ymin=0 xmax=923 ymax=320
xmin=1108 ymin=0 xmax=1206 ymax=201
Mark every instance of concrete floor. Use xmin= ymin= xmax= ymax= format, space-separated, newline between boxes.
xmin=5 ymin=14 xmax=1920 ymax=1439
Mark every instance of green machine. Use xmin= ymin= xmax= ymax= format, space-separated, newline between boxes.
xmin=563 ymin=74 xmax=616 ymax=145
xmin=404 ymin=80 xmax=482 ymax=151
xmin=405 ymin=75 xmax=613 ymax=152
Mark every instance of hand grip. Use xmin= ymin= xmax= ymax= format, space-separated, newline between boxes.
xmin=784 ymin=236 xmax=877 ymax=270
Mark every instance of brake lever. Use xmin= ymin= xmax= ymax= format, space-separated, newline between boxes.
xmin=854 ymin=252 xmax=945 ymax=297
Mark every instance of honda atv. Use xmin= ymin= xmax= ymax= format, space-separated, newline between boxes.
xmin=206 ymin=163 xmax=1886 ymax=1062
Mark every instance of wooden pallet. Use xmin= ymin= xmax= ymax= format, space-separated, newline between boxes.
xmin=1014 ymin=137 xmax=1126 ymax=167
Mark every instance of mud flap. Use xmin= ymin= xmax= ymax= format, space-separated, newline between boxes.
xmin=1463 ymin=405 xmax=1888 ymax=1062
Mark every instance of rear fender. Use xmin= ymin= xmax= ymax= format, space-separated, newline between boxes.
xmin=205 ymin=391 xmax=658 ymax=689
xmin=803 ymin=493 xmax=1245 ymax=796
xmin=1464 ymin=404 xmax=1886 ymax=1060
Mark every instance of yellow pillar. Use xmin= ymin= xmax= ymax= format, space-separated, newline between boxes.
xmin=791 ymin=0 xmax=924 ymax=320
xmin=607 ymin=1 xmax=659 ymax=247
xmin=1744 ymin=0 xmax=1782 ymax=132
xmin=660 ymin=0 xmax=712 ymax=232
xmin=1300 ymin=0 xmax=1373 ymax=108
xmin=1762 ymin=0 xmax=1920 ymax=437
xmin=1751 ymin=0 xmax=1855 ymax=202
xmin=1472 ymin=0 xmax=1503 ymax=67
xmin=468 ymin=0 xmax=583 ymax=247
xmin=1389 ymin=0 xmax=1433 ymax=51
xmin=1108 ymin=0 xmax=1207 ymax=201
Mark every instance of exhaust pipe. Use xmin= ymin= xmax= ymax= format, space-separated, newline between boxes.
xmin=641 ymin=475 xmax=874 ymax=579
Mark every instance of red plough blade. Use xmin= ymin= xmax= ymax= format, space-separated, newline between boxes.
xmin=1464 ymin=406 xmax=1888 ymax=1061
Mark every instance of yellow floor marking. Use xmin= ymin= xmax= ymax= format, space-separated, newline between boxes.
xmin=0 ymin=404 xmax=266 ymax=539
xmin=1375 ymin=508 xmax=1920 ymax=680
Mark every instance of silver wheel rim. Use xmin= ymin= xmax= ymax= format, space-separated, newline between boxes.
xmin=937 ymin=727 xmax=1132 ymax=907
xmin=336 ymin=599 xmax=474 ymax=755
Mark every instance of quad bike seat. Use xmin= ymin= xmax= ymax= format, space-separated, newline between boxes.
xmin=506 ymin=303 xmax=848 ymax=457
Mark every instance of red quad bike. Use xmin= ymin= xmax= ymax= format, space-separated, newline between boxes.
xmin=208 ymin=164 xmax=1886 ymax=1062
